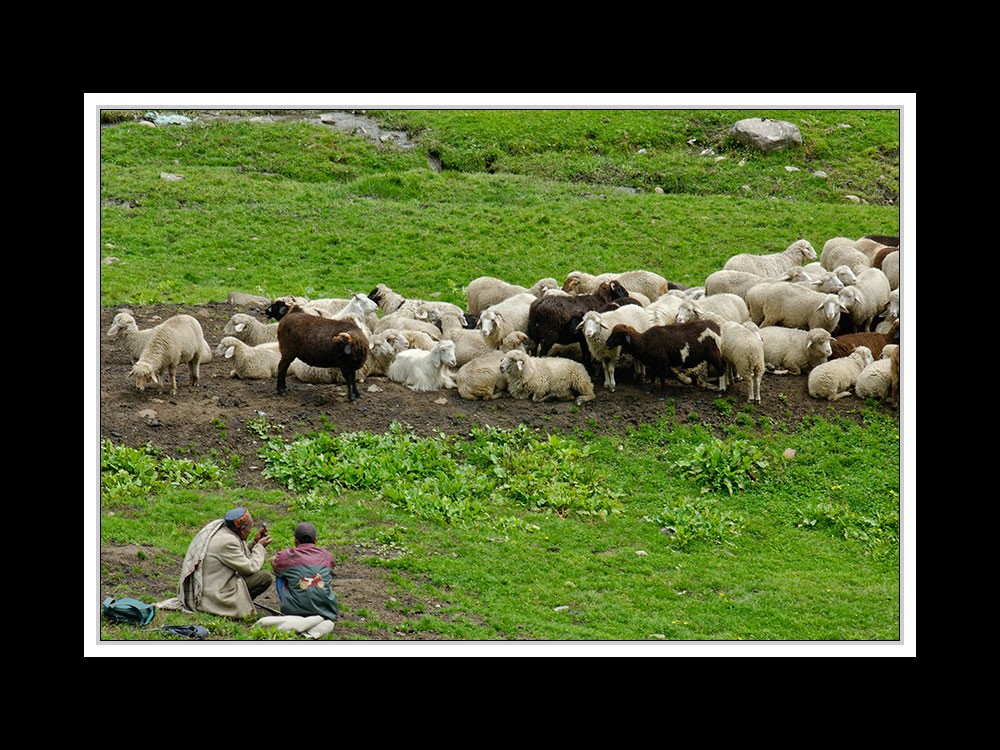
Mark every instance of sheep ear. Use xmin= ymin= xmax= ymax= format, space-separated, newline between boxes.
xmin=516 ymin=359 xmax=524 ymax=371
xmin=343 ymin=342 xmax=352 ymax=354
xmin=224 ymin=345 xmax=235 ymax=359
xmin=624 ymin=333 xmax=632 ymax=344
xmin=234 ymin=322 xmax=246 ymax=332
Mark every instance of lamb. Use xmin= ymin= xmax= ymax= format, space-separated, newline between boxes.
xmin=874 ymin=289 xmax=900 ymax=334
xmin=223 ymin=312 xmax=279 ymax=346
xmin=759 ymin=327 xmax=834 ymax=375
xmin=603 ymin=321 xmax=724 ymax=400
xmin=215 ymin=336 xmax=282 ymax=380
xmin=881 ymin=251 xmax=899 ymax=291
xmin=476 ymin=292 xmax=537 ymax=349
xmin=328 ymin=293 xmax=379 ymax=336
xmin=464 ymin=276 xmax=559 ymax=315
xmin=128 ymin=314 xmax=212 ymax=395
xmin=107 ymin=311 xmax=156 ymax=363
xmin=746 ymin=283 xmax=846 ymax=332
xmin=562 ymin=270 xmax=668 ymax=301
xmin=526 ymin=281 xmax=630 ymax=369
xmin=854 ymin=345 xmax=900 ymax=402
xmin=674 ymin=293 xmax=750 ymax=324
xmin=387 ymin=339 xmax=458 ymax=392
xmin=830 ymin=320 xmax=899 ymax=361
xmin=807 ymin=346 xmax=874 ymax=401
xmin=577 ymin=304 xmax=652 ymax=392
xmin=275 ymin=309 xmax=368 ymax=401
xmin=819 ymin=237 xmax=871 ymax=277
xmin=722 ymin=239 xmax=817 ymax=277
xmin=455 ymin=331 xmax=534 ymax=401
xmin=437 ymin=312 xmax=494 ymax=367
xmin=499 ymin=349 xmax=596 ymax=406
xmin=836 ymin=268 xmax=891 ymax=333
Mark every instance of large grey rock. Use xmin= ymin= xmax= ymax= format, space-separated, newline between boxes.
xmin=729 ymin=118 xmax=803 ymax=153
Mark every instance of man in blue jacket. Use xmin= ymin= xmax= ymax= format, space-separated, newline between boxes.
xmin=271 ymin=522 xmax=339 ymax=623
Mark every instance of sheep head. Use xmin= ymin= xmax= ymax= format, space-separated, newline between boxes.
xmin=789 ymin=239 xmax=817 ymax=262
xmin=432 ymin=340 xmax=457 ymax=369
xmin=500 ymin=349 xmax=528 ymax=374
xmin=478 ymin=310 xmax=499 ymax=338
xmin=332 ymin=332 xmax=356 ymax=355
xmin=107 ymin=312 xmax=137 ymax=337
xmin=265 ymin=300 xmax=291 ymax=321
xmin=850 ymin=346 xmax=874 ymax=368
xmin=578 ymin=310 xmax=607 ymax=339
xmin=806 ymin=329 xmax=834 ymax=358
xmin=604 ymin=324 xmax=635 ymax=350
xmin=562 ymin=272 xmax=585 ymax=293
xmin=596 ymin=280 xmax=629 ymax=302
xmin=129 ymin=361 xmax=157 ymax=391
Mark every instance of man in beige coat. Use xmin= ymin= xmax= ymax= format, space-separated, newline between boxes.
xmin=178 ymin=507 xmax=274 ymax=618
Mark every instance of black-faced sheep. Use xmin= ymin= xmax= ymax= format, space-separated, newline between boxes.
xmin=275 ymin=309 xmax=368 ymax=401
xmin=526 ymin=280 xmax=630 ymax=370
xmin=603 ymin=321 xmax=724 ymax=400
xmin=129 ymin=314 xmax=213 ymax=395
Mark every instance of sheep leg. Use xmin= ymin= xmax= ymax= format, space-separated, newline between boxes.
xmin=167 ymin=364 xmax=178 ymax=395
xmin=276 ymin=354 xmax=295 ymax=394
xmin=343 ymin=368 xmax=361 ymax=402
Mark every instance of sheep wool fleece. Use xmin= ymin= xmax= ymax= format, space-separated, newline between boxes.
xmin=271 ymin=543 xmax=339 ymax=623
xmin=178 ymin=520 xmax=270 ymax=619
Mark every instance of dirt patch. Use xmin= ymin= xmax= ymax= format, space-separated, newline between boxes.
xmin=98 ymin=301 xmax=897 ymax=639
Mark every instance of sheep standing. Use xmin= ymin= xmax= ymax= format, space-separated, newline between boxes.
xmin=215 ymin=336 xmax=281 ymax=379
xmin=275 ymin=310 xmax=368 ymax=401
xmin=746 ymin=283 xmax=845 ymax=332
xmin=107 ymin=311 xmax=157 ymax=364
xmin=577 ymin=305 xmax=652 ymax=392
xmin=819 ymin=237 xmax=871 ymax=277
xmin=223 ymin=312 xmax=279 ymax=346
xmin=562 ymin=269 xmax=668 ymax=301
xmin=714 ymin=319 xmax=765 ymax=403
xmin=477 ymin=293 xmax=536 ymax=349
xmin=603 ymin=321 xmax=724 ymax=400
xmin=526 ymin=280 xmax=630 ymax=369
xmin=290 ymin=328 xmax=410 ymax=385
xmin=456 ymin=331 xmax=533 ymax=401
xmin=722 ymin=239 xmax=817 ymax=277
xmin=465 ymin=276 xmax=558 ymax=315
xmin=807 ymin=346 xmax=874 ymax=401
xmin=129 ymin=314 xmax=212 ymax=395
xmin=387 ymin=339 xmax=458 ymax=392
xmin=759 ymin=327 xmax=833 ymax=375
xmin=499 ymin=349 xmax=596 ymax=406
xmin=836 ymin=268 xmax=891 ymax=333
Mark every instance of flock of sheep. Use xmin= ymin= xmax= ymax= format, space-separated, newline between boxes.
xmin=106 ymin=233 xmax=901 ymax=410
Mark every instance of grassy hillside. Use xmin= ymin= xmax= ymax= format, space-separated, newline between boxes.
xmin=95 ymin=108 xmax=904 ymax=647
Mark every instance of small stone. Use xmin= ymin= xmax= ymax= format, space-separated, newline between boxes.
xmin=784 ymin=166 xmax=799 ymax=172
xmin=813 ymin=170 xmax=828 ymax=179
xmin=650 ymin=634 xmax=666 ymax=639
xmin=554 ymin=606 xmax=570 ymax=612
xmin=845 ymin=194 xmax=861 ymax=203
xmin=635 ymin=550 xmax=648 ymax=556
xmin=433 ymin=397 xmax=447 ymax=404
xmin=783 ymin=448 xmax=797 ymax=459
xmin=159 ymin=172 xmax=184 ymax=181
xmin=654 ymin=186 xmax=664 ymax=194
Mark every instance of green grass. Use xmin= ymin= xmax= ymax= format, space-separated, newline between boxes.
xmin=95 ymin=108 xmax=903 ymax=646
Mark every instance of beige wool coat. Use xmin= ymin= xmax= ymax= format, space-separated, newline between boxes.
xmin=179 ymin=520 xmax=267 ymax=618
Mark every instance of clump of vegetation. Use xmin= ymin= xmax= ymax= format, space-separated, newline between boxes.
xmin=254 ymin=421 xmax=624 ymax=526
xmin=100 ymin=439 xmax=225 ymax=506
xmin=673 ymin=437 xmax=772 ymax=495
xmin=643 ymin=496 xmax=744 ymax=550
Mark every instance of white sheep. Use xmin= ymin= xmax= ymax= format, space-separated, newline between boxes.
xmin=875 ymin=289 xmax=900 ymax=334
xmin=476 ymin=292 xmax=536 ymax=349
xmin=455 ymin=331 xmax=534 ymax=401
xmin=128 ymin=314 xmax=212 ymax=395
xmin=804 ymin=263 xmax=857 ymax=288
xmin=438 ymin=311 xmax=494 ymax=367
xmin=807 ymin=346 xmax=874 ymax=401
xmin=223 ymin=313 xmax=279 ymax=346
xmin=716 ymin=319 xmax=765 ymax=403
xmin=819 ymin=237 xmax=871 ymax=277
xmin=854 ymin=345 xmax=899 ymax=401
xmin=369 ymin=283 xmax=463 ymax=321
xmin=215 ymin=336 xmax=282 ymax=380
xmin=577 ymin=304 xmax=652 ymax=392
xmin=464 ymin=276 xmax=559 ymax=315
xmin=107 ymin=311 xmax=156 ymax=363
xmin=499 ymin=349 xmax=596 ymax=406
xmin=387 ymin=339 xmax=458 ymax=392
xmin=675 ymin=293 xmax=750 ymax=324
xmin=837 ymin=268 xmax=891 ymax=333
xmin=758 ymin=326 xmax=834 ymax=375
xmin=881 ymin=251 xmax=899 ymax=290
xmin=746 ymin=283 xmax=845 ymax=332
xmin=646 ymin=290 xmax=688 ymax=326
xmin=562 ymin=269 xmax=669 ymax=300
xmin=722 ymin=239 xmax=817 ymax=277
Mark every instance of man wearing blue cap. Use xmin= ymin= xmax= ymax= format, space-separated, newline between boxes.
xmin=178 ymin=507 xmax=274 ymax=618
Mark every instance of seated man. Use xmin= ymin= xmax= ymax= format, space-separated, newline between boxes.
xmin=178 ymin=507 xmax=274 ymax=618
xmin=271 ymin=522 xmax=339 ymax=623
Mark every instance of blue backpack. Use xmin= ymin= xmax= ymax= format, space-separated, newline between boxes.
xmin=102 ymin=597 xmax=156 ymax=626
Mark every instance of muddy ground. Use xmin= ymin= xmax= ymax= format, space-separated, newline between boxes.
xmin=97 ymin=301 xmax=898 ymax=640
